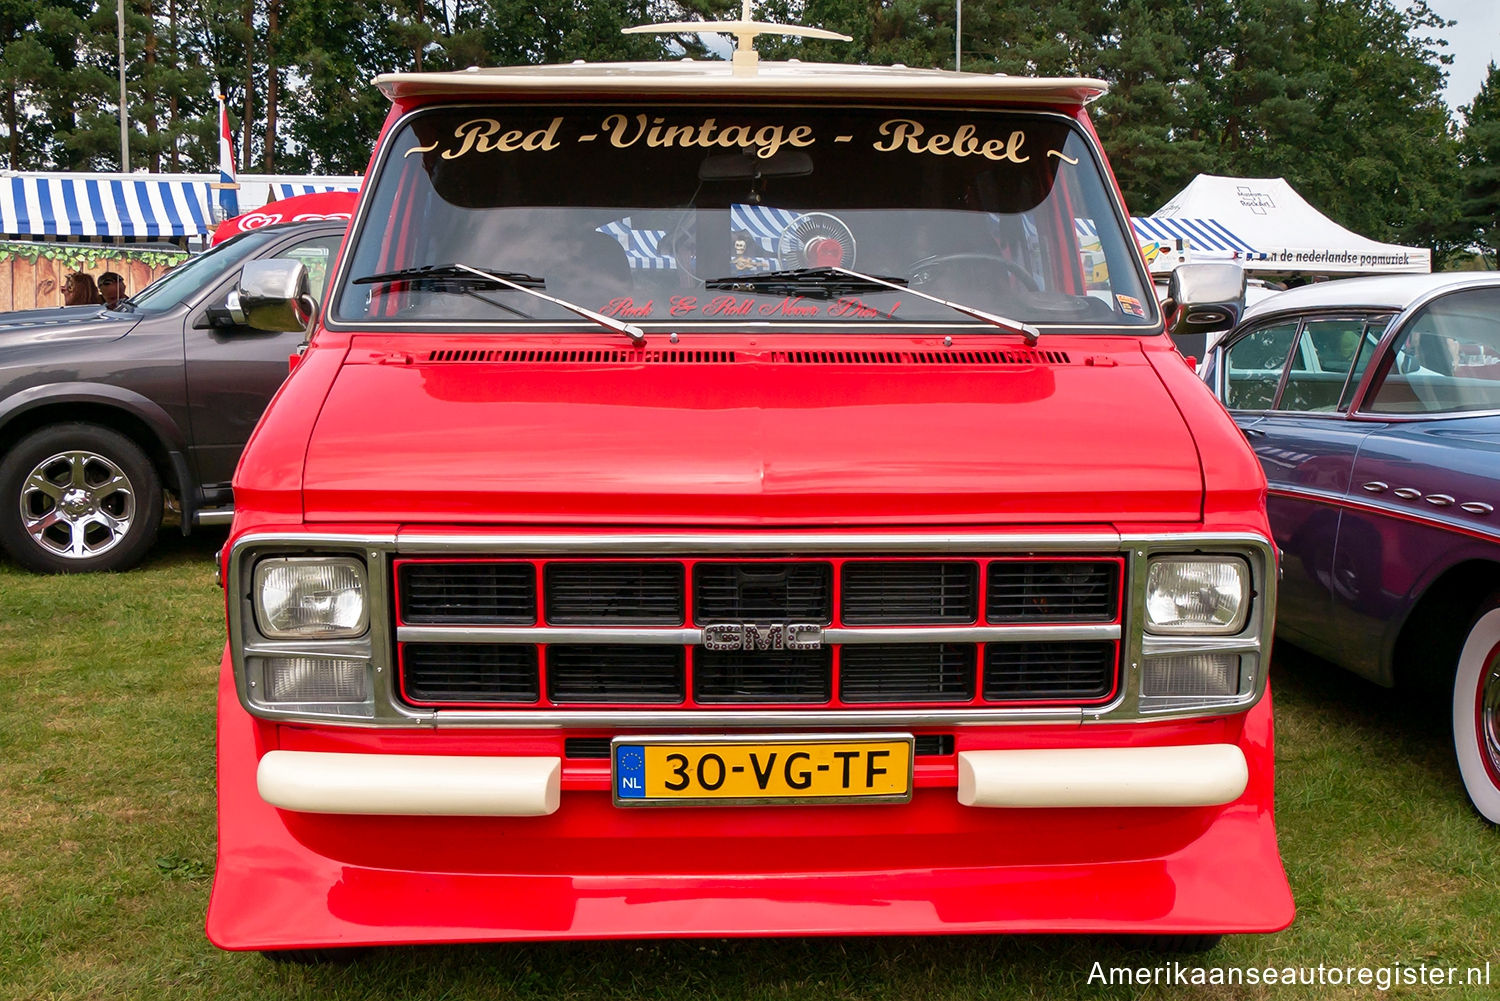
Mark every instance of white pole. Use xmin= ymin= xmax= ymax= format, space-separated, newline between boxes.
xmin=117 ymin=0 xmax=129 ymax=170
xmin=956 ymin=0 xmax=962 ymax=71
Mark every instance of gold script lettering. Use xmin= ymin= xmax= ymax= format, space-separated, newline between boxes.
xmin=873 ymin=119 xmax=1030 ymax=162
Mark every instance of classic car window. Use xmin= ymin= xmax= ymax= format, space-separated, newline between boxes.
xmin=1277 ymin=317 xmax=1370 ymax=413
xmin=330 ymin=105 xmax=1156 ymax=330
xmin=1226 ymin=320 xmax=1298 ymax=410
xmin=1336 ymin=315 xmax=1393 ymax=410
xmin=1367 ymin=288 xmax=1500 ymax=415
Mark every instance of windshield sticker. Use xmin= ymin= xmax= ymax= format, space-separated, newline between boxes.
xmin=1116 ymin=294 xmax=1146 ymax=317
xmin=405 ymin=113 xmax=1067 ymax=164
xmin=600 ymin=295 xmax=901 ymax=320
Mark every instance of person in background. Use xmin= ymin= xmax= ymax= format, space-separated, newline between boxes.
xmin=97 ymin=271 xmax=127 ymax=308
xmin=62 ymin=271 xmax=103 ymax=306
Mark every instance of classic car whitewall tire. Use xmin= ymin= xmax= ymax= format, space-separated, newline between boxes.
xmin=1452 ymin=601 xmax=1500 ymax=824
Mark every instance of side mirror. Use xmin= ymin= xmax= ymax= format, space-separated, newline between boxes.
xmin=1163 ymin=263 xmax=1246 ymax=359
xmin=227 ymin=259 xmax=316 ymax=333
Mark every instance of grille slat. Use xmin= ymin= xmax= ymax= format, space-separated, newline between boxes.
xmin=987 ymin=561 xmax=1118 ymax=622
xmin=840 ymin=644 xmax=975 ymax=703
xmin=547 ymin=646 xmax=685 ymax=703
xmin=403 ymin=644 xmax=539 ymax=702
xmin=544 ymin=563 xmax=684 ymax=625
xmin=399 ymin=562 xmax=536 ymax=624
xmin=983 ymin=642 xmax=1116 ymax=701
xmin=694 ymin=563 xmax=832 ymax=623
xmin=695 ymin=649 xmax=831 ymax=703
xmin=842 ymin=562 xmax=977 ymax=624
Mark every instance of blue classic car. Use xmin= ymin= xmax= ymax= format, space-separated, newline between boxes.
xmin=1202 ymin=272 xmax=1500 ymax=822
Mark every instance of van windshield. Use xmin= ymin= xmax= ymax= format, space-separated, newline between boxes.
xmin=330 ymin=104 xmax=1156 ymax=331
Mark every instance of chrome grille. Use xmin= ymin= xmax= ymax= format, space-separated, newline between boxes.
xmin=393 ymin=556 xmax=1122 ymax=709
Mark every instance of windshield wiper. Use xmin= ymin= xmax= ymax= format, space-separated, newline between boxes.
xmin=705 ymin=266 xmax=909 ymax=300
xmin=707 ymin=265 xmax=1040 ymax=345
xmin=354 ymin=264 xmax=547 ymax=289
xmin=354 ymin=263 xmax=645 ymax=345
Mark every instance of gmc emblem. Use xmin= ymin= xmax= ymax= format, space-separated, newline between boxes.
xmin=701 ymin=623 xmax=823 ymax=651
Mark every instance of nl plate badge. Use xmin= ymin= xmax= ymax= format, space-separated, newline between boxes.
xmin=612 ymin=733 xmax=914 ymax=807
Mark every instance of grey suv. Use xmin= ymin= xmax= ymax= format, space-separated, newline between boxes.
xmin=0 ymin=221 xmax=345 ymax=572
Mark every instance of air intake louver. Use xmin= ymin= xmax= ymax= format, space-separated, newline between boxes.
xmin=403 ymin=644 xmax=538 ymax=702
xmin=545 ymin=563 xmax=684 ymax=625
xmin=695 ymin=648 xmax=832 ymax=703
xmin=546 ymin=646 xmax=684 ymax=703
xmin=425 ymin=349 xmax=736 ymax=364
xmin=842 ymin=561 xmax=978 ymax=624
xmin=399 ymin=562 xmax=536 ymax=624
xmin=988 ymin=561 xmax=1117 ymax=622
xmin=694 ymin=563 xmax=833 ymax=623
xmin=840 ymin=644 xmax=976 ymax=702
xmin=983 ymin=642 xmax=1116 ymax=701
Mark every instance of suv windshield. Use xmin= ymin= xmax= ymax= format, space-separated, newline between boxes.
xmin=331 ymin=104 xmax=1155 ymax=331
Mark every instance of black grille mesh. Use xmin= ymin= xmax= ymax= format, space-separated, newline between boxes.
xmin=840 ymin=644 xmax=976 ymax=702
xmin=983 ymin=642 xmax=1116 ymax=701
xmin=403 ymin=644 xmax=538 ymax=702
xmin=399 ymin=562 xmax=536 ymax=624
xmin=842 ymin=562 xmax=978 ymax=624
xmin=987 ymin=561 xmax=1117 ymax=622
xmin=694 ymin=563 xmax=832 ymax=622
xmin=546 ymin=646 xmax=684 ymax=702
xmin=695 ymin=648 xmax=832 ymax=703
xmin=545 ymin=563 xmax=684 ymax=624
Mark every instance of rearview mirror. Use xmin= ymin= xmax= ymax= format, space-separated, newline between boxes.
xmin=1164 ymin=263 xmax=1246 ymax=359
xmin=699 ymin=149 xmax=814 ymax=181
xmin=227 ymin=259 xmax=316 ymax=333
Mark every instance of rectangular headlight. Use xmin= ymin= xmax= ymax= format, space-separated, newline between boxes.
xmin=254 ymin=556 xmax=368 ymax=638
xmin=1145 ymin=557 xmax=1249 ymax=634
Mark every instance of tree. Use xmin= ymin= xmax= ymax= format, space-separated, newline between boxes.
xmin=1459 ymin=63 xmax=1500 ymax=267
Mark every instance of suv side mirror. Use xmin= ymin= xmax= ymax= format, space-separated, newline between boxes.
xmin=1163 ymin=263 xmax=1246 ymax=359
xmin=227 ymin=259 xmax=316 ymax=332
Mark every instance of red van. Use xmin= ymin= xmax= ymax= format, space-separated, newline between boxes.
xmin=206 ymin=46 xmax=1290 ymax=955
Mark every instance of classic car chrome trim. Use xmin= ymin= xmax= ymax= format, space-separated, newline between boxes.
xmin=228 ymin=530 xmax=1275 ymax=728
xmin=1462 ymin=502 xmax=1494 ymax=516
xmin=395 ymin=531 xmax=1122 ymax=554
xmin=1268 ymin=486 xmax=1500 ymax=544
xmin=396 ymin=623 xmax=1122 ymax=645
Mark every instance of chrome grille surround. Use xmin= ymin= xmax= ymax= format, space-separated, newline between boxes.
xmin=226 ymin=530 xmax=1276 ymax=728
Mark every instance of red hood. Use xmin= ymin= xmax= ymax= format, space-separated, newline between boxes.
xmin=299 ymin=338 xmax=1203 ymax=526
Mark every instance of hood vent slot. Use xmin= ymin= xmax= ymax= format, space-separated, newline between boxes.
xmin=425 ymin=348 xmax=737 ymax=364
xmin=783 ymin=349 xmax=1069 ymax=366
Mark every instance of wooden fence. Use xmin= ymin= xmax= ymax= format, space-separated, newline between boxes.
xmin=0 ymin=242 xmax=190 ymax=313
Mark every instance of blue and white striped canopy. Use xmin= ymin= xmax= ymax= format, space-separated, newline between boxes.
xmin=1130 ymin=216 xmax=1257 ymax=255
xmin=3 ymin=174 xmax=213 ymax=239
xmin=270 ymin=181 xmax=361 ymax=200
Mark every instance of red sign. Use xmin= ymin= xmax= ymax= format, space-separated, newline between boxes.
xmin=211 ymin=189 xmax=358 ymax=245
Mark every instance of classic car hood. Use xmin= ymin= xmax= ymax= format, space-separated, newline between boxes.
xmin=300 ymin=340 xmax=1204 ymax=526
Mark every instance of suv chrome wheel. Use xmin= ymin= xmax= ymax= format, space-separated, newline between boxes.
xmin=21 ymin=450 xmax=137 ymax=559
xmin=0 ymin=423 xmax=163 ymax=573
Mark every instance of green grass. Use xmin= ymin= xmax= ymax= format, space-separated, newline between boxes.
xmin=2 ymin=533 xmax=1497 ymax=999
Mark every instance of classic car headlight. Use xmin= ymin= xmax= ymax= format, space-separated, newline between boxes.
xmin=253 ymin=557 xmax=369 ymax=638
xmin=1144 ymin=556 xmax=1249 ymax=634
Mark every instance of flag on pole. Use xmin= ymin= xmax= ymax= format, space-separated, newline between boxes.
xmin=216 ymin=93 xmax=239 ymax=220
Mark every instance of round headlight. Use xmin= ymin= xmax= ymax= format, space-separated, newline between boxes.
xmin=1145 ymin=557 xmax=1249 ymax=634
xmin=254 ymin=557 xmax=368 ymax=638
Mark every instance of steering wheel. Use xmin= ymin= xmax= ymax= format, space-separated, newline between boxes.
xmin=908 ymin=253 xmax=1039 ymax=293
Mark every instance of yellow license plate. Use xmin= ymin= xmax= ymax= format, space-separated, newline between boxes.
xmin=611 ymin=735 xmax=913 ymax=806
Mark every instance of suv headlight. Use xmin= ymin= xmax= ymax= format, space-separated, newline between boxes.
xmin=1144 ymin=557 xmax=1249 ymax=634
xmin=254 ymin=556 xmax=369 ymax=638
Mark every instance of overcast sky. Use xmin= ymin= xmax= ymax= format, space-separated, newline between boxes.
xmin=1425 ymin=0 xmax=1499 ymax=115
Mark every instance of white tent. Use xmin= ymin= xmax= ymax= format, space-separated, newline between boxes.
xmin=1144 ymin=174 xmax=1430 ymax=275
